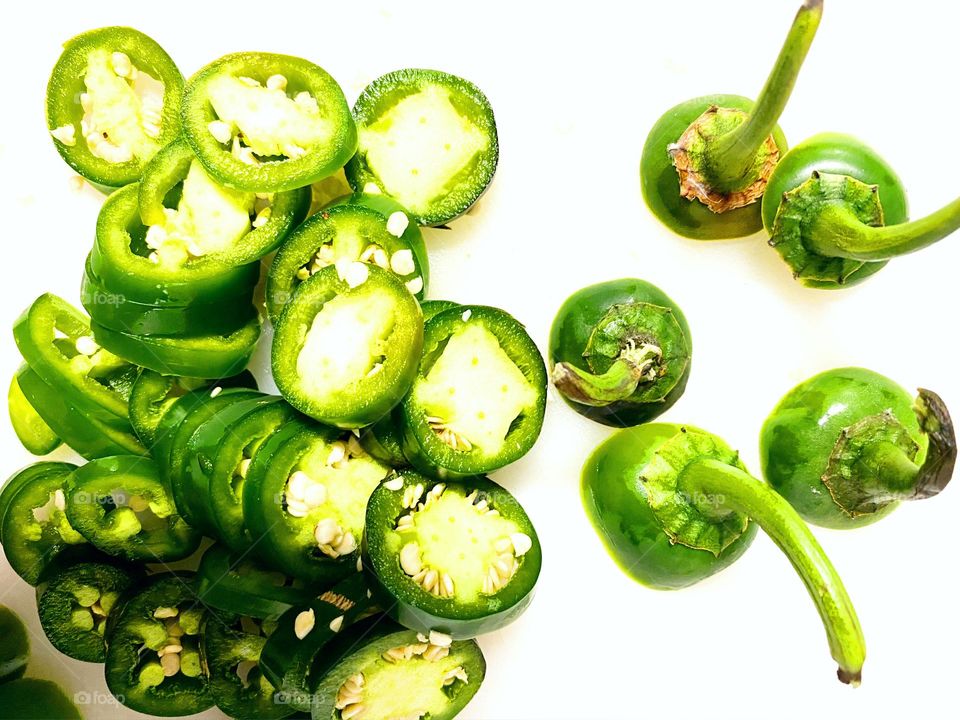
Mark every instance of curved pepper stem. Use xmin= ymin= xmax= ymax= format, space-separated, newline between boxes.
xmin=809 ymin=194 xmax=960 ymax=262
xmin=551 ymin=343 xmax=661 ymax=407
xmin=682 ymin=457 xmax=865 ymax=685
xmin=711 ymin=0 xmax=823 ymax=186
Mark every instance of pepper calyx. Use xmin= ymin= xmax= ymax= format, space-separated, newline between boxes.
xmin=639 ymin=426 xmax=750 ymax=556
xmin=668 ymin=106 xmax=780 ymax=213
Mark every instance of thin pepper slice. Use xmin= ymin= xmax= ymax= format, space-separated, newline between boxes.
xmin=46 ymin=26 xmax=183 ymax=189
xmin=7 ymin=372 xmax=61 ymax=455
xmin=64 ymin=456 xmax=200 ymax=563
xmin=182 ymin=52 xmax=357 ymax=192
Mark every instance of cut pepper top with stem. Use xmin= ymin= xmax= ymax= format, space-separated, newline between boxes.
xmin=582 ymin=423 xmax=865 ymax=685
xmin=641 ymin=0 xmax=823 ymax=239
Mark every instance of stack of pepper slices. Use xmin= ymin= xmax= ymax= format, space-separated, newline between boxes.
xmin=3 ymin=26 xmax=547 ymax=719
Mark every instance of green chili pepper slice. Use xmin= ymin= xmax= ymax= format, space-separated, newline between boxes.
xmin=359 ymin=411 xmax=409 ymax=468
xmin=37 ymin=558 xmax=141 ymax=662
xmin=197 ymin=544 xmax=318 ymax=621
xmin=402 ymin=305 xmax=547 ymax=479
xmin=204 ymin=401 xmax=301 ymax=551
xmin=65 ymin=455 xmax=200 ymax=563
xmin=182 ymin=52 xmax=357 ymax=193
xmin=162 ymin=390 xmax=266 ymax=534
xmin=82 ymin=256 xmax=258 ymax=337
xmin=15 ymin=367 xmax=146 ymax=460
xmin=104 ymin=572 xmax=212 ymax=716
xmin=273 ymin=263 xmax=423 ymax=428
xmin=0 ymin=606 xmax=29 ymax=683
xmin=420 ymin=299 xmax=460 ymax=321
xmin=761 ymin=367 xmax=956 ymax=528
xmin=259 ymin=573 xmax=376 ymax=711
xmin=311 ymin=625 xmax=485 ymax=720
xmin=640 ymin=1 xmax=822 ymax=239
xmin=128 ymin=368 xmax=257 ymax=447
xmin=139 ymin=138 xmax=311 ymax=265
xmin=177 ymin=394 xmax=279 ymax=536
xmin=7 ymin=372 xmax=61 ymax=455
xmin=345 ymin=68 xmax=498 ymax=226
xmin=0 ymin=678 xmax=81 ymax=719
xmin=13 ymin=293 xmax=139 ymax=429
xmin=549 ymin=278 xmax=692 ymax=427
xmin=0 ymin=461 xmax=86 ymax=585
xmin=90 ymin=315 xmax=261 ymax=378
xmin=582 ymin=422 xmax=865 ymax=685
xmin=266 ymin=192 xmax=428 ymax=320
xmin=243 ymin=421 xmax=390 ymax=584
xmin=46 ymin=26 xmax=183 ymax=190
xmin=202 ymin=611 xmax=293 ymax=720
xmin=364 ymin=471 xmax=541 ymax=638
xmin=89 ymin=184 xmax=261 ymax=306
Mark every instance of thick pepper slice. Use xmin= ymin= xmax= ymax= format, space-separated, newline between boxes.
xmin=202 ymin=611 xmax=293 ymax=720
xmin=364 ymin=472 xmax=541 ymax=638
xmin=89 ymin=184 xmax=261 ymax=306
xmin=37 ymin=558 xmax=141 ymax=662
xmin=16 ymin=366 xmax=146 ymax=460
xmin=182 ymin=52 xmax=357 ymax=193
xmin=13 ymin=293 xmax=139 ymax=430
xmin=311 ymin=624 xmax=485 ymax=720
xmin=402 ymin=305 xmax=547 ymax=479
xmin=64 ymin=456 xmax=200 ymax=563
xmin=82 ymin=256 xmax=257 ymax=337
xmin=0 ymin=678 xmax=81 ymax=719
xmin=197 ymin=544 xmax=318 ymax=621
xmin=345 ymin=68 xmax=499 ymax=226
xmin=0 ymin=606 xmax=29 ymax=683
xmin=548 ymin=278 xmax=693 ymax=427
xmin=258 ymin=573 xmax=376 ymax=712
xmin=7 ymin=372 xmax=61 ymax=455
xmin=104 ymin=572 xmax=212 ymax=716
xmin=90 ymin=316 xmax=261 ymax=378
xmin=242 ymin=420 xmax=390 ymax=584
xmin=128 ymin=368 xmax=257 ymax=447
xmin=138 ymin=138 xmax=311 ymax=265
xmin=0 ymin=462 xmax=86 ymax=585
xmin=266 ymin=192 xmax=428 ymax=320
xmin=46 ymin=26 xmax=183 ymax=190
xmin=272 ymin=263 xmax=423 ymax=428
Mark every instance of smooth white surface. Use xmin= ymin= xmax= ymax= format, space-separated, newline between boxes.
xmin=2 ymin=1 xmax=958 ymax=718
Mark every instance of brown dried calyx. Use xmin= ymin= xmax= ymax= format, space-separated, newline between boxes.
xmin=668 ymin=105 xmax=780 ymax=214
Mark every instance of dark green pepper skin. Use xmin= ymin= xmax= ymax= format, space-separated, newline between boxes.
xmin=36 ymin=558 xmax=141 ymax=662
xmin=363 ymin=472 xmax=541 ymax=639
xmin=65 ymin=456 xmax=200 ymax=562
xmin=197 ymin=544 xmax=319 ymax=620
xmin=0 ymin=606 xmax=29 ymax=683
xmin=104 ymin=572 xmax=213 ymax=716
xmin=760 ymin=133 xmax=908 ymax=288
xmin=0 ymin=462 xmax=87 ymax=585
xmin=760 ymin=368 xmax=955 ymax=529
xmin=582 ymin=423 xmax=757 ymax=589
xmin=46 ymin=26 xmax=183 ymax=190
xmin=549 ymin=278 xmax=692 ymax=427
xmin=202 ymin=611 xmax=294 ymax=720
xmin=641 ymin=95 xmax=788 ymax=240
xmin=259 ymin=573 xmax=375 ymax=712
xmin=0 ymin=678 xmax=81 ymax=719
xmin=182 ymin=53 xmax=357 ymax=193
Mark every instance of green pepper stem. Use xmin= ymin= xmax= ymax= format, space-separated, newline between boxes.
xmin=551 ymin=344 xmax=660 ymax=407
xmin=809 ymin=195 xmax=960 ymax=262
xmin=682 ymin=457 xmax=865 ymax=685
xmin=711 ymin=0 xmax=823 ymax=186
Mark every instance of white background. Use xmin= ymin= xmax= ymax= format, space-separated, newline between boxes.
xmin=2 ymin=1 xmax=958 ymax=718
